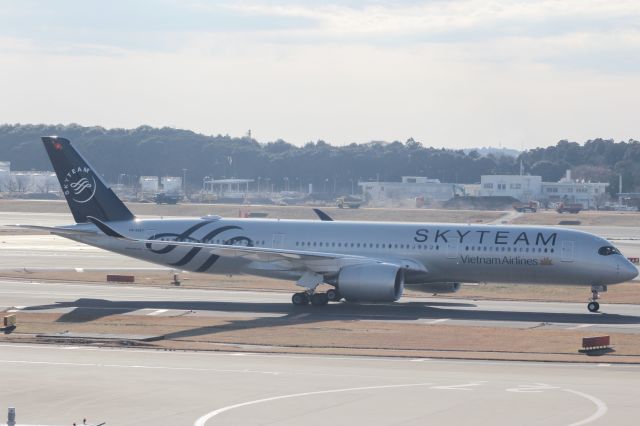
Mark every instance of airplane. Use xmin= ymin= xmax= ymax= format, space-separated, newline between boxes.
xmin=19 ymin=136 xmax=638 ymax=313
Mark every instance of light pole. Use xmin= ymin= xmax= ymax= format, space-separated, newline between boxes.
xmin=284 ymin=177 xmax=289 ymax=192
xmin=349 ymin=178 xmax=354 ymax=195
xmin=257 ymin=177 xmax=261 ymax=194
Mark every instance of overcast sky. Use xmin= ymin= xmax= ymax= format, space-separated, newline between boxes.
xmin=1 ymin=0 xmax=638 ymax=148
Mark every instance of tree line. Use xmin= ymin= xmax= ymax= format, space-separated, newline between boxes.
xmin=0 ymin=124 xmax=637 ymax=196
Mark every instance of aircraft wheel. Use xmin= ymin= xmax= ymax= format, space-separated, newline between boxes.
xmin=292 ymin=292 xmax=309 ymax=305
xmin=326 ymin=289 xmax=342 ymax=302
xmin=587 ymin=301 xmax=600 ymax=313
xmin=311 ymin=292 xmax=329 ymax=306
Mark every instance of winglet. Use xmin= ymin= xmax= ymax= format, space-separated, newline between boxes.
xmin=87 ymin=216 xmax=126 ymax=238
xmin=313 ymin=208 xmax=333 ymax=221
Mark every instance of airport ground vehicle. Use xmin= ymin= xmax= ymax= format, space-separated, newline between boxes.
xmin=556 ymin=203 xmax=583 ymax=214
xmin=22 ymin=137 xmax=638 ymax=313
xmin=513 ymin=201 xmax=539 ymax=213
xmin=154 ymin=193 xmax=180 ymax=204
xmin=336 ymin=196 xmax=361 ymax=209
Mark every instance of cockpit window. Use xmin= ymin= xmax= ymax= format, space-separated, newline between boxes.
xmin=598 ymin=246 xmax=621 ymax=256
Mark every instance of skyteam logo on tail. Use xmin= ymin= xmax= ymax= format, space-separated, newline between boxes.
xmin=63 ymin=166 xmax=97 ymax=204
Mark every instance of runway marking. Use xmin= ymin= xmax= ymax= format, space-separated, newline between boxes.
xmin=193 ymin=382 xmax=433 ymax=426
xmin=563 ymin=389 xmax=608 ymax=426
xmin=430 ymin=382 xmax=485 ymax=391
xmin=597 ymin=364 xmax=611 ymax=367
xmin=74 ymin=267 xmax=84 ymax=272
xmin=567 ymin=324 xmax=592 ymax=330
xmin=506 ymin=383 xmax=559 ymax=393
xmin=147 ymin=309 xmax=169 ymax=316
xmin=426 ymin=318 xmax=449 ymax=324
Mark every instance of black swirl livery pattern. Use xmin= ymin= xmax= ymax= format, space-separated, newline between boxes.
xmin=145 ymin=223 xmax=254 ymax=272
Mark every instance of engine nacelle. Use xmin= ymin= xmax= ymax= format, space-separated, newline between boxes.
xmin=406 ymin=282 xmax=461 ymax=294
xmin=338 ymin=263 xmax=404 ymax=302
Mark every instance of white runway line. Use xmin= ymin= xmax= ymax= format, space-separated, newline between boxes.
xmin=193 ymin=382 xmax=434 ymax=426
xmin=567 ymin=324 xmax=593 ymax=330
xmin=430 ymin=382 xmax=485 ymax=391
xmin=426 ymin=318 xmax=449 ymax=324
xmin=563 ymin=388 xmax=608 ymax=426
xmin=146 ymin=309 xmax=169 ymax=316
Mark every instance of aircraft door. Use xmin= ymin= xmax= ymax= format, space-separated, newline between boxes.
xmin=272 ymin=233 xmax=285 ymax=249
xmin=446 ymin=240 xmax=459 ymax=259
xmin=561 ymin=240 xmax=574 ymax=262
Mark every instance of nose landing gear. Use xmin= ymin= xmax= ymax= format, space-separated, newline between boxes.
xmin=587 ymin=285 xmax=607 ymax=313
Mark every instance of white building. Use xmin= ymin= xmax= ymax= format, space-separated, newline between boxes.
xmin=4 ymin=171 xmax=58 ymax=193
xmin=479 ymin=175 xmax=542 ymax=201
xmin=541 ymin=171 xmax=608 ymax=209
xmin=139 ymin=176 xmax=159 ymax=193
xmin=480 ymin=170 xmax=608 ymax=208
xmin=358 ymin=176 xmax=457 ymax=206
xmin=160 ymin=176 xmax=182 ymax=194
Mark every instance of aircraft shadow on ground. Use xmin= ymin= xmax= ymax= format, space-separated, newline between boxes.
xmin=22 ymin=298 xmax=640 ymax=339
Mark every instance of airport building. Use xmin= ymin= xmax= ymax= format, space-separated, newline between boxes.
xmin=0 ymin=161 xmax=58 ymax=194
xmin=480 ymin=170 xmax=608 ymax=208
xmin=541 ymin=171 xmax=608 ymax=209
xmin=479 ymin=175 xmax=542 ymax=201
xmin=358 ymin=176 xmax=458 ymax=206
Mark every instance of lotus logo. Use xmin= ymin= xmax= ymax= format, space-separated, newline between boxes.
xmin=540 ymin=257 xmax=553 ymax=266
xmin=63 ymin=166 xmax=97 ymax=204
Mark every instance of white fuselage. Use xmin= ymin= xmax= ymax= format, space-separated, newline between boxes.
xmin=65 ymin=216 xmax=638 ymax=287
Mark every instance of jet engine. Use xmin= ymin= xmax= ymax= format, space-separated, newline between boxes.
xmin=337 ymin=263 xmax=404 ymax=302
xmin=406 ymin=282 xmax=461 ymax=294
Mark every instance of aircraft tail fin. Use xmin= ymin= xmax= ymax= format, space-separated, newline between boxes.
xmin=42 ymin=136 xmax=135 ymax=223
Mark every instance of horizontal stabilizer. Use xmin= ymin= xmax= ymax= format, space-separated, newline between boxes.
xmin=10 ymin=224 xmax=97 ymax=236
xmin=87 ymin=216 xmax=126 ymax=238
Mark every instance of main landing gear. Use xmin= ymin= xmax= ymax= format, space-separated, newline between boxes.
xmin=291 ymin=289 xmax=342 ymax=306
xmin=292 ymin=272 xmax=342 ymax=306
xmin=587 ymin=285 xmax=607 ymax=313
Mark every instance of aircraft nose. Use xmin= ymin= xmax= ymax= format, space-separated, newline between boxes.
xmin=620 ymin=259 xmax=639 ymax=282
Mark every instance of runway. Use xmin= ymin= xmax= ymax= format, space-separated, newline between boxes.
xmin=0 ymin=210 xmax=639 ymax=424
xmin=0 ymin=343 xmax=638 ymax=425
xmin=1 ymin=280 xmax=639 ymax=334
